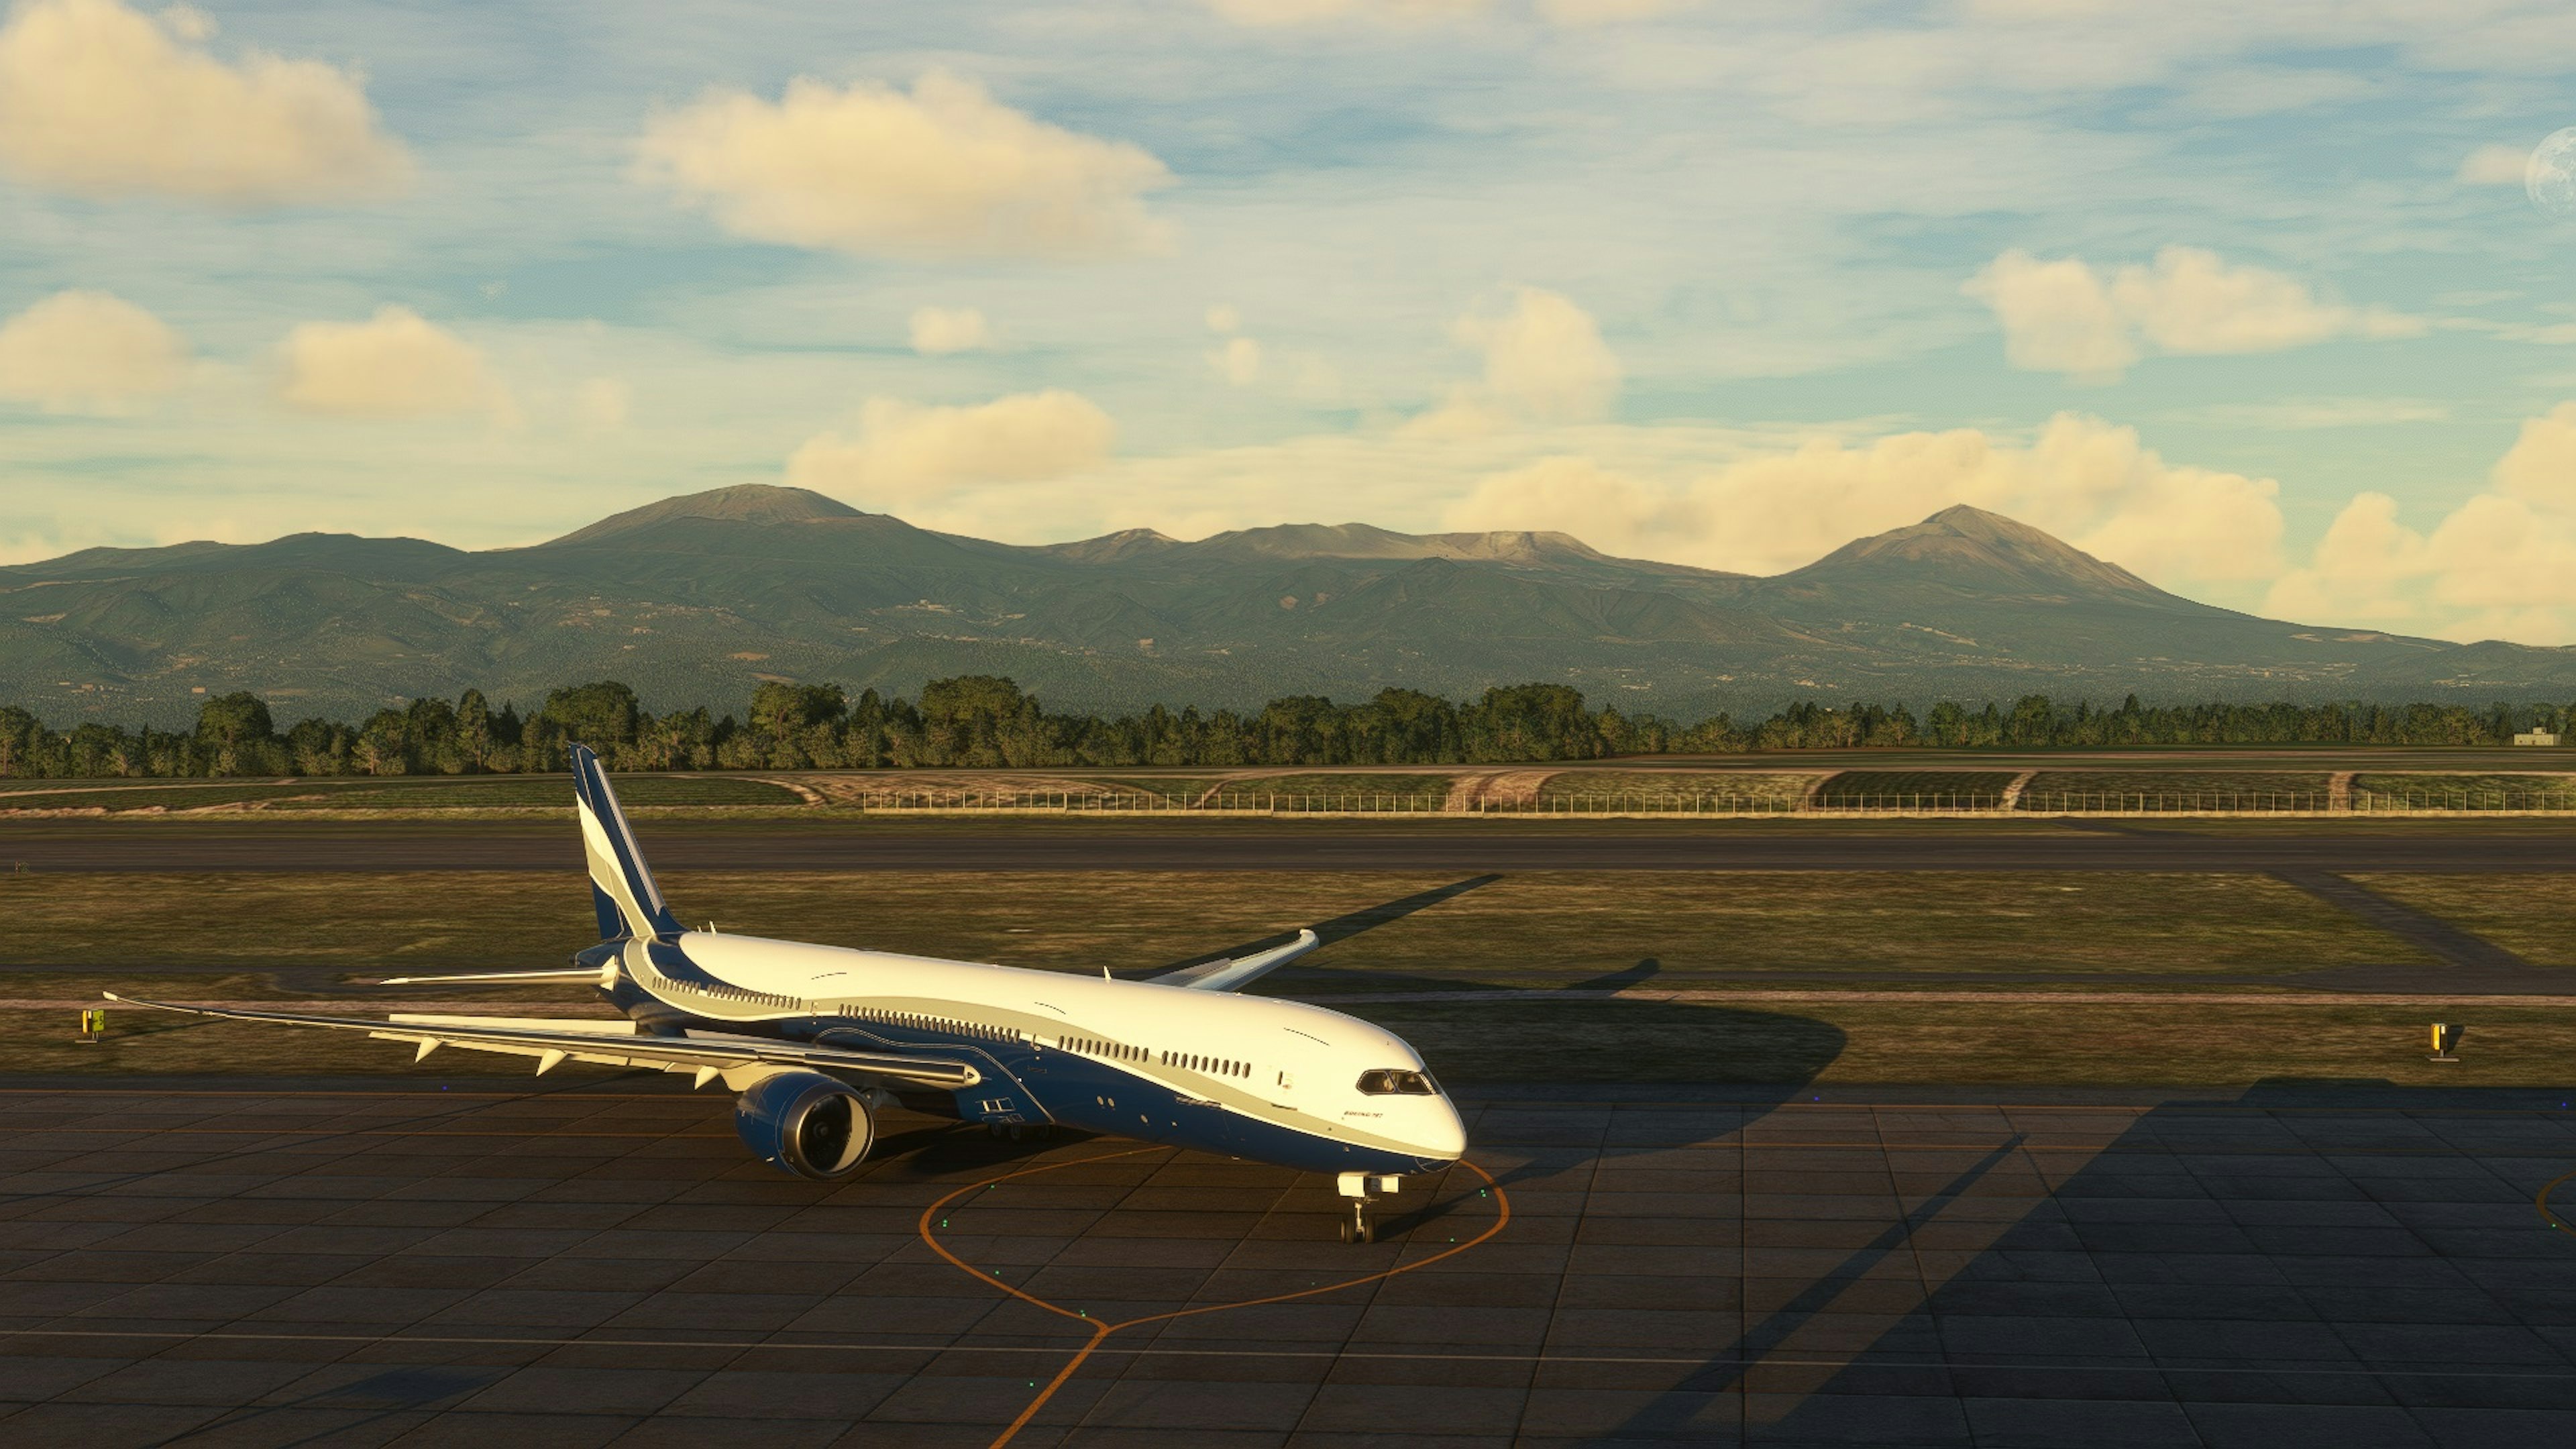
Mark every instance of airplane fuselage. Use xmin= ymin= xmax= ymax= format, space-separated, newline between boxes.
xmin=603 ymin=929 xmax=1467 ymax=1175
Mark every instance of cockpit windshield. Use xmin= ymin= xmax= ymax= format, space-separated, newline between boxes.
xmin=1356 ymin=1069 xmax=1438 ymax=1096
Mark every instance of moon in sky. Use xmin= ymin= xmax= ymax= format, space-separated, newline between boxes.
xmin=2528 ymin=128 xmax=2576 ymax=219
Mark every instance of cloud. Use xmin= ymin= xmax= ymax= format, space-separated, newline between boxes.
xmin=2457 ymin=142 xmax=2532 ymax=186
xmin=786 ymin=389 xmax=1114 ymax=503
xmin=910 ymin=306 xmax=993 ymax=355
xmin=1538 ymin=0 xmax=1697 ymax=24
xmin=1200 ymin=0 xmax=1488 ymax=25
xmin=1960 ymin=251 xmax=2137 ymax=380
xmin=0 ymin=0 xmax=408 ymax=205
xmin=1202 ymin=0 xmax=1678 ymax=25
xmin=0 ymin=289 xmax=188 ymax=412
xmin=1964 ymin=247 xmax=2422 ymax=382
xmin=1411 ymin=286 xmax=1621 ymax=433
xmin=636 ymin=70 xmax=1170 ymax=260
xmin=2175 ymin=397 xmax=2451 ymax=429
xmin=1210 ymin=335 xmax=1263 ymax=385
xmin=1205 ymin=304 xmax=1240 ymax=335
xmin=1444 ymin=412 xmax=2282 ymax=586
xmin=276 ymin=306 xmax=497 ymax=419
xmin=2266 ymin=404 xmax=2576 ymax=642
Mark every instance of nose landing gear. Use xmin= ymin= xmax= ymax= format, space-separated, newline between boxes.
xmin=1336 ymin=1171 xmax=1401 ymax=1244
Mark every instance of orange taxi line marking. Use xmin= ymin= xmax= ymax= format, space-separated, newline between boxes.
xmin=916 ymin=1151 xmax=1511 ymax=1449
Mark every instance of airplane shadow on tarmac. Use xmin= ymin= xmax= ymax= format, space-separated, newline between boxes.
xmin=1165 ymin=875 xmax=1845 ymax=1233
xmin=890 ymin=875 xmax=1851 ymax=1214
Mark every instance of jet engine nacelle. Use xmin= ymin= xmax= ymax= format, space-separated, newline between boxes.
xmin=733 ymin=1070 xmax=874 ymax=1180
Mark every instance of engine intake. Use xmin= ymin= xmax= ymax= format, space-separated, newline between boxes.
xmin=734 ymin=1070 xmax=873 ymax=1180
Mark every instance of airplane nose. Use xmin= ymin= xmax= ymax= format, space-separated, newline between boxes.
xmin=1421 ymin=1097 xmax=1468 ymax=1161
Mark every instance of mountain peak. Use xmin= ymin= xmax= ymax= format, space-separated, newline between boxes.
xmin=1186 ymin=522 xmax=1625 ymax=566
xmin=1042 ymin=527 xmax=1181 ymax=564
xmin=1786 ymin=505 xmax=2160 ymax=598
xmin=541 ymin=486 xmax=865 ymax=547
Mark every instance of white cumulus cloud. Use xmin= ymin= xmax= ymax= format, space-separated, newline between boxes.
xmin=2266 ymin=404 xmax=2576 ymax=642
xmin=276 ymin=306 xmax=497 ymax=419
xmin=636 ymin=70 xmax=1171 ymax=260
xmin=909 ymin=306 xmax=994 ymax=355
xmin=1964 ymin=246 xmax=2421 ymax=382
xmin=0 ymin=289 xmax=189 ymax=412
xmin=786 ymin=389 xmax=1114 ymax=504
xmin=1411 ymin=286 xmax=1622 ymax=434
xmin=0 ymin=0 xmax=408 ymax=205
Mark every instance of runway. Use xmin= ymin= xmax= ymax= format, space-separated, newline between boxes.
xmin=3 ymin=1077 xmax=2572 ymax=1446
xmin=11 ymin=824 xmax=2576 ymax=874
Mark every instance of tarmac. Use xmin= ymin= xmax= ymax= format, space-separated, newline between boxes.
xmin=12 ymin=824 xmax=2576 ymax=874
xmin=5 ymin=1077 xmax=2576 ymax=1446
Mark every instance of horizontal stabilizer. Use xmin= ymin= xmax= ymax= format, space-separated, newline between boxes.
xmin=100 ymin=992 xmax=981 ymax=1089
xmin=376 ymin=968 xmax=605 ymax=987
xmin=1149 ymin=928 xmax=1321 ymax=993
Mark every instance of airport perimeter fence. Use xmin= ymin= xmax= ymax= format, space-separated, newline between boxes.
xmin=838 ymin=788 xmax=2576 ymax=819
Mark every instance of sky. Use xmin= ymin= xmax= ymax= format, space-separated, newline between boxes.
xmin=5 ymin=0 xmax=2576 ymax=643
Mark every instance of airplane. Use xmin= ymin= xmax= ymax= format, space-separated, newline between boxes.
xmin=104 ymin=745 xmax=1467 ymax=1242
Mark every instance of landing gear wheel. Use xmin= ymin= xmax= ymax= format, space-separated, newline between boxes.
xmin=1342 ymin=1202 xmax=1373 ymax=1244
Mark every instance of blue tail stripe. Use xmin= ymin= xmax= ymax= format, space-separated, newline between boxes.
xmin=571 ymin=743 xmax=682 ymax=939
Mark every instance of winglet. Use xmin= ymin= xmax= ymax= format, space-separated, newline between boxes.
xmin=1149 ymin=928 xmax=1322 ymax=992
xmin=100 ymin=991 xmax=120 ymax=1002
xmin=571 ymin=742 xmax=681 ymax=941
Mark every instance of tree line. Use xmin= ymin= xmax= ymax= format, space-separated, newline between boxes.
xmin=0 ymin=679 xmax=2569 ymax=779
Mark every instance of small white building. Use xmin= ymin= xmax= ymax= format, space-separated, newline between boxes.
xmin=2515 ymin=729 xmax=2561 ymax=747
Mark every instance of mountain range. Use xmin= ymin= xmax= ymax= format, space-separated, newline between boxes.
xmin=6 ymin=484 xmax=2571 ymax=725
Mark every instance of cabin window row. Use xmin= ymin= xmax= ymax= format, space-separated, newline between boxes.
xmin=1161 ymin=1049 xmax=1249 ymax=1079
xmin=1061 ymin=1036 xmax=1143 ymax=1063
xmin=858 ymin=1008 xmax=1022 ymax=1044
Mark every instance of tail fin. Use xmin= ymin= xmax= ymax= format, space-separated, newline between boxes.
xmin=572 ymin=743 xmax=681 ymax=941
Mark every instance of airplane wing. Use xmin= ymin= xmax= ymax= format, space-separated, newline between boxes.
xmin=1146 ymin=928 xmax=1321 ymax=992
xmin=101 ymin=994 xmax=981 ymax=1090
xmin=375 ymin=968 xmax=605 ymax=987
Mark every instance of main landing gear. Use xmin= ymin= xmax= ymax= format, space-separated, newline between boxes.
xmin=1337 ymin=1172 xmax=1401 ymax=1244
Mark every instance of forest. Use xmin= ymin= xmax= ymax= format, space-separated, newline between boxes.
xmin=0 ymin=679 xmax=2568 ymax=779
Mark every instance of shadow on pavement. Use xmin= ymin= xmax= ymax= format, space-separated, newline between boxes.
xmin=1619 ymin=1078 xmax=2576 ymax=1446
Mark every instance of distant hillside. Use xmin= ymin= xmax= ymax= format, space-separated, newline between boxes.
xmin=3 ymin=486 xmax=2565 ymax=724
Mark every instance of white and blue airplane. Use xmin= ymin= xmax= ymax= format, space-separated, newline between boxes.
xmin=107 ymin=745 xmax=1466 ymax=1240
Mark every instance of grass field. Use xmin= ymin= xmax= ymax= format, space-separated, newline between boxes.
xmin=2016 ymin=771 xmax=2332 ymax=812
xmin=0 ymin=868 xmax=2428 ymax=987
xmin=1344 ymin=999 xmax=2576 ymax=1086
xmin=11 ymin=754 xmax=2576 ymax=818
xmin=1533 ymin=770 xmax=1819 ymax=810
xmin=2354 ymin=773 xmax=2576 ymax=810
xmin=1199 ymin=773 xmax=1454 ymax=809
xmin=15 ymin=865 xmax=2576 ymax=1086
xmin=1811 ymin=770 xmax=2020 ymax=808
xmin=0 ymin=775 xmax=798 ymax=811
xmin=2348 ymin=874 xmax=2576 ymax=965
xmin=1068 ymin=775 xmax=1219 ymax=804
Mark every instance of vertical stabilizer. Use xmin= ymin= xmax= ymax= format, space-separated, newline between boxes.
xmin=571 ymin=743 xmax=682 ymax=941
